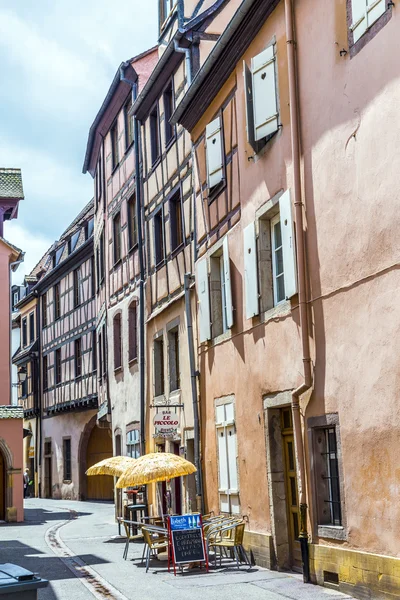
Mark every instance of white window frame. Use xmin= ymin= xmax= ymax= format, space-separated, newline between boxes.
xmin=126 ymin=429 xmax=140 ymax=458
xmin=270 ymin=213 xmax=285 ymax=306
xmin=219 ymin=256 xmax=227 ymax=334
xmin=350 ymin=0 xmax=386 ymax=44
xmin=216 ymin=401 xmax=240 ymax=514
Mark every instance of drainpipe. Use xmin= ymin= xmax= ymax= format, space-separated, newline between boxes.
xmin=285 ymin=0 xmax=312 ymax=583
xmin=184 ymin=273 xmax=204 ymax=514
xmin=174 ymin=40 xmax=192 ymax=86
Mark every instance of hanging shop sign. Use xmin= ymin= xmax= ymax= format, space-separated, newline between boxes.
xmin=153 ymin=411 xmax=180 ymax=438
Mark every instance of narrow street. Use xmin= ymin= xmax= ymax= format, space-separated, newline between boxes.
xmin=0 ymin=499 xmax=351 ymax=600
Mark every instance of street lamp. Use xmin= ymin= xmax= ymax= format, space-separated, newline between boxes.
xmin=12 ymin=366 xmax=27 ymax=386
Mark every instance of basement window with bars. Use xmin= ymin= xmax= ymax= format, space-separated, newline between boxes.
xmin=63 ymin=438 xmax=71 ymax=481
xmin=312 ymin=423 xmax=343 ymax=529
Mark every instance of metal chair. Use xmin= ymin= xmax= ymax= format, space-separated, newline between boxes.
xmin=208 ymin=522 xmax=251 ymax=569
xmin=120 ymin=519 xmax=139 ymax=561
xmin=142 ymin=526 xmax=169 ymax=572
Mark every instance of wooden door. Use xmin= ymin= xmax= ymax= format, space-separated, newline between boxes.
xmin=86 ymin=426 xmax=113 ymax=500
xmin=44 ymin=457 xmax=52 ymax=498
xmin=0 ymin=452 xmax=5 ymax=520
xmin=282 ymin=408 xmax=302 ymax=569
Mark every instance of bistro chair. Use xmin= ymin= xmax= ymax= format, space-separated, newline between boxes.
xmin=142 ymin=526 xmax=169 ymax=572
xmin=208 ymin=522 xmax=251 ymax=569
xmin=120 ymin=519 xmax=140 ymax=561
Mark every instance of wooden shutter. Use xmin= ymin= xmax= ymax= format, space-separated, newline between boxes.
xmin=217 ymin=427 xmax=229 ymax=493
xmin=251 ymin=44 xmax=279 ymax=142
xmin=206 ymin=117 xmax=223 ymax=189
xmin=243 ymin=61 xmax=261 ymax=153
xmin=243 ymin=222 xmax=259 ymax=319
xmin=279 ymin=190 xmax=297 ymax=299
xmin=226 ymin=425 xmax=238 ymax=492
xmin=196 ymin=258 xmax=211 ymax=343
xmin=222 ymin=236 xmax=233 ymax=329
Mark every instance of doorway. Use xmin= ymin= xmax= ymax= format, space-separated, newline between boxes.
xmin=172 ymin=442 xmax=182 ymax=515
xmin=0 ymin=451 xmax=5 ymax=520
xmin=86 ymin=425 xmax=113 ymax=500
xmin=281 ymin=407 xmax=302 ymax=569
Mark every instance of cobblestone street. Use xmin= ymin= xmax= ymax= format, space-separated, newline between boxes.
xmin=0 ymin=499 xmax=352 ymax=600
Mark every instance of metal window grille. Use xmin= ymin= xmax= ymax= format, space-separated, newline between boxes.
xmin=322 ymin=427 xmax=342 ymax=526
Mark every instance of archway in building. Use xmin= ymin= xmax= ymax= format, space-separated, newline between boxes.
xmin=0 ymin=451 xmax=5 ymax=520
xmin=86 ymin=425 xmax=113 ymax=501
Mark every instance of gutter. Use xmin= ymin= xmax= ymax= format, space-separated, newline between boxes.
xmin=285 ymin=0 xmax=312 ymax=583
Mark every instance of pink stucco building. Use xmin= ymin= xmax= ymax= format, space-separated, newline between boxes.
xmin=0 ymin=168 xmax=24 ymax=522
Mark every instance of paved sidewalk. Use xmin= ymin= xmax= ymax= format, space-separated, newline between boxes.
xmin=0 ymin=499 xmax=352 ymax=600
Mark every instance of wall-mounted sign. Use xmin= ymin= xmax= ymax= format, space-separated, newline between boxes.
xmin=153 ymin=411 xmax=180 ymax=438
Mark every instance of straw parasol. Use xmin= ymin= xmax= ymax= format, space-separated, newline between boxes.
xmin=115 ymin=452 xmax=196 ymax=488
xmin=86 ymin=456 xmax=137 ymax=477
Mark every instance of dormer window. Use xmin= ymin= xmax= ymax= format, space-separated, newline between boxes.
xmin=161 ymin=0 xmax=175 ymax=28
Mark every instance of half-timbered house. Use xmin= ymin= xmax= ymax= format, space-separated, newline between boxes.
xmin=34 ymin=200 xmax=110 ymax=501
xmin=83 ymin=48 xmax=157 ymax=516
xmin=132 ymin=0 xmax=244 ymax=516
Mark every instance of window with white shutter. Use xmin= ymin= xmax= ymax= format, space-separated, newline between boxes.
xmin=209 ymin=238 xmax=233 ymax=338
xmin=243 ymin=41 xmax=279 ymax=153
xmin=205 ymin=116 xmax=224 ymax=190
xmin=196 ymin=258 xmax=211 ymax=343
xmin=216 ymin=401 xmax=239 ymax=514
xmin=222 ymin=237 xmax=233 ymax=329
xmin=279 ymin=190 xmax=297 ymax=299
xmin=351 ymin=0 xmax=387 ymax=43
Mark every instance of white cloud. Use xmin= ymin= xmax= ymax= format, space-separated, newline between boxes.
xmin=5 ymin=222 xmax=52 ymax=286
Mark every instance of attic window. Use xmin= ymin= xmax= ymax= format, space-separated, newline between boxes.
xmin=69 ymin=231 xmax=80 ymax=253
xmin=55 ymin=245 xmax=65 ymax=266
xmin=85 ymin=218 xmax=94 ymax=240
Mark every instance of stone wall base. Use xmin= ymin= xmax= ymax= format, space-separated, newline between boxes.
xmin=243 ymin=530 xmax=274 ymax=570
xmin=310 ymin=544 xmax=400 ymax=599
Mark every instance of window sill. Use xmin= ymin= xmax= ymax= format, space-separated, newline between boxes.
xmin=165 ymin=135 xmax=176 ymax=152
xmin=128 ymin=357 xmax=138 ymax=367
xmin=260 ymin=300 xmax=291 ymax=324
xmin=128 ymin=243 xmax=138 ymax=255
xmin=113 ymin=258 xmax=122 ymax=268
xmin=208 ymin=180 xmax=226 ymax=205
xmin=114 ymin=366 xmax=123 ymax=375
xmin=75 ymin=375 xmax=82 ymax=382
xmin=211 ymin=328 xmax=232 ymax=347
xmin=149 ymin=156 xmax=161 ymax=175
xmin=125 ymin=140 xmax=134 ymax=155
xmin=155 ymin=259 xmax=166 ymax=271
xmin=63 ymin=480 xmax=72 ymax=484
xmin=111 ymin=163 xmax=120 ymax=176
xmin=170 ymin=243 xmax=184 ymax=259
xmin=317 ymin=525 xmax=347 ymax=541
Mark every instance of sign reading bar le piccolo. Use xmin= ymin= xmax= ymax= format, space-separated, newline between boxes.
xmin=153 ymin=411 xmax=180 ymax=438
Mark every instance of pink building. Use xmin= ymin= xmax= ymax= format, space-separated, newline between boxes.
xmin=0 ymin=168 xmax=24 ymax=522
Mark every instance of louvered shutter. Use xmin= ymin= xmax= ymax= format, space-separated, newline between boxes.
xmin=206 ymin=117 xmax=223 ymax=189
xmin=217 ymin=427 xmax=229 ymax=493
xmin=251 ymin=44 xmax=279 ymax=142
xmin=243 ymin=61 xmax=260 ymax=153
xmin=222 ymin=236 xmax=233 ymax=328
xmin=351 ymin=0 xmax=367 ymax=42
xmin=226 ymin=425 xmax=238 ymax=493
xmin=279 ymin=190 xmax=297 ymax=299
xmin=196 ymin=258 xmax=211 ymax=343
xmin=243 ymin=222 xmax=259 ymax=319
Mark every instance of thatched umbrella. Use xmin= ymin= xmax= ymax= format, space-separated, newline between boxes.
xmin=115 ymin=452 xmax=196 ymax=488
xmin=86 ymin=456 xmax=136 ymax=477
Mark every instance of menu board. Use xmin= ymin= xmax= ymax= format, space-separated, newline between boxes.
xmin=171 ymin=529 xmax=205 ymax=564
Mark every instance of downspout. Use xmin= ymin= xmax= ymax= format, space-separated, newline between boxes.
xmin=174 ymin=39 xmax=192 ymax=86
xmin=284 ymin=0 xmax=312 ymax=583
xmin=184 ymin=274 xmax=204 ymax=513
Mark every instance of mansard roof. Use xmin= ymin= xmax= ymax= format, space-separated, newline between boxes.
xmin=0 ymin=168 xmax=24 ymax=200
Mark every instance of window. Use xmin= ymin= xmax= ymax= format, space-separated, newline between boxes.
xmin=154 ymin=336 xmax=164 ymax=397
xmin=111 ymin=121 xmax=119 ymax=170
xmin=91 ymin=256 xmax=95 ymax=297
xmin=55 ymin=349 xmax=61 ymax=385
xmin=54 ymin=283 xmax=61 ymax=320
xmin=311 ymin=419 xmax=344 ymax=530
xmin=271 ymin=214 xmax=285 ymax=305
xmin=74 ymin=338 xmax=82 ymax=379
xmin=29 ymin=312 xmax=35 ymax=343
xmin=128 ymin=303 xmax=137 ymax=362
xmin=154 ymin=210 xmax=164 ymax=266
xmin=124 ymin=96 xmax=133 ymax=149
xmin=95 ymin=159 xmax=102 ymax=207
xmin=150 ymin=106 xmax=160 ymax=166
xmin=73 ymin=268 xmax=80 ymax=308
xmin=162 ymin=0 xmax=174 ymax=22
xmin=113 ymin=313 xmax=122 ymax=371
xmin=170 ymin=190 xmax=183 ymax=252
xmin=96 ymin=231 xmax=105 ymax=287
xmin=92 ymin=330 xmax=97 ymax=372
xmin=42 ymin=293 xmax=48 ymax=327
xmin=22 ymin=317 xmax=27 ymax=347
xmin=21 ymin=372 xmax=28 ymax=398
xmin=350 ymin=0 xmax=388 ymax=44
xmin=126 ymin=429 xmax=140 ymax=458
xmin=163 ymin=82 xmax=174 ymax=145
xmin=69 ymin=230 xmax=80 ymax=255
xmin=168 ymin=327 xmax=180 ymax=392
xmin=43 ymin=355 xmax=48 ymax=391
xmin=243 ymin=42 xmax=279 ymax=153
xmin=55 ymin=245 xmax=65 ymax=267
xmin=209 ymin=238 xmax=233 ymax=339
xmin=85 ymin=218 xmax=94 ymax=240
xmin=127 ymin=196 xmax=138 ymax=250
xmin=205 ymin=116 xmax=224 ymax=190
xmin=102 ymin=323 xmax=107 ymax=376
xmin=216 ymin=401 xmax=240 ymax=514
xmin=13 ymin=290 xmax=19 ymax=309
xmin=98 ymin=330 xmax=103 ymax=379
xmin=113 ymin=212 xmax=121 ymax=264
xmin=63 ymin=438 xmax=71 ymax=481
xmin=115 ymin=432 xmax=122 ymax=456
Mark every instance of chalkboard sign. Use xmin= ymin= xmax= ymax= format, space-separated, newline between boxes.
xmin=171 ymin=528 xmax=206 ymax=564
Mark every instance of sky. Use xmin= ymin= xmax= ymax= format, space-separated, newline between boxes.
xmin=0 ymin=0 xmax=158 ymax=283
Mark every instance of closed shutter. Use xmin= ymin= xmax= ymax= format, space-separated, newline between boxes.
xmin=196 ymin=258 xmax=211 ymax=343
xmin=226 ymin=425 xmax=238 ymax=492
xmin=222 ymin=236 xmax=233 ymax=329
xmin=351 ymin=0 xmax=367 ymax=42
xmin=251 ymin=44 xmax=279 ymax=142
xmin=243 ymin=61 xmax=260 ymax=153
xmin=279 ymin=190 xmax=297 ymax=299
xmin=217 ymin=427 xmax=229 ymax=492
xmin=206 ymin=117 xmax=223 ymax=189
xmin=243 ymin=222 xmax=259 ymax=319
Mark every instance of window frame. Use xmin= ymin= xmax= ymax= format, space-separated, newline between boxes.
xmin=63 ymin=438 xmax=72 ymax=482
xmin=22 ymin=317 xmax=28 ymax=347
xmin=113 ymin=313 xmax=122 ymax=372
xmin=127 ymin=195 xmax=138 ymax=251
xmin=215 ymin=399 xmax=240 ymax=515
xmin=153 ymin=333 xmax=165 ymax=398
xmin=124 ymin=95 xmax=134 ymax=151
xmin=128 ymin=302 xmax=138 ymax=363
xmin=113 ymin=212 xmax=122 ymax=265
xmin=73 ymin=268 xmax=81 ymax=308
xmin=126 ymin=425 xmax=141 ymax=459
xmin=74 ymin=338 xmax=82 ymax=380
xmin=111 ymin=120 xmax=119 ymax=171
xmin=29 ymin=312 xmax=35 ymax=343
xmin=163 ymin=80 xmax=175 ymax=148
xmin=348 ymin=0 xmax=392 ymax=57
xmin=42 ymin=293 xmax=48 ymax=328
xmin=55 ymin=348 xmax=62 ymax=386
xmin=169 ymin=189 xmax=184 ymax=253
xmin=168 ymin=326 xmax=180 ymax=393
xmin=154 ymin=209 xmax=165 ymax=267
xmin=270 ymin=213 xmax=286 ymax=306
xmin=308 ymin=413 xmax=347 ymax=540
xmin=149 ymin=104 xmax=161 ymax=167
xmin=54 ymin=283 xmax=61 ymax=321
xmin=43 ymin=355 xmax=48 ymax=391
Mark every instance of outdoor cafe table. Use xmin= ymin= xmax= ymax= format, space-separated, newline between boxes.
xmin=125 ymin=504 xmax=147 ymax=536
